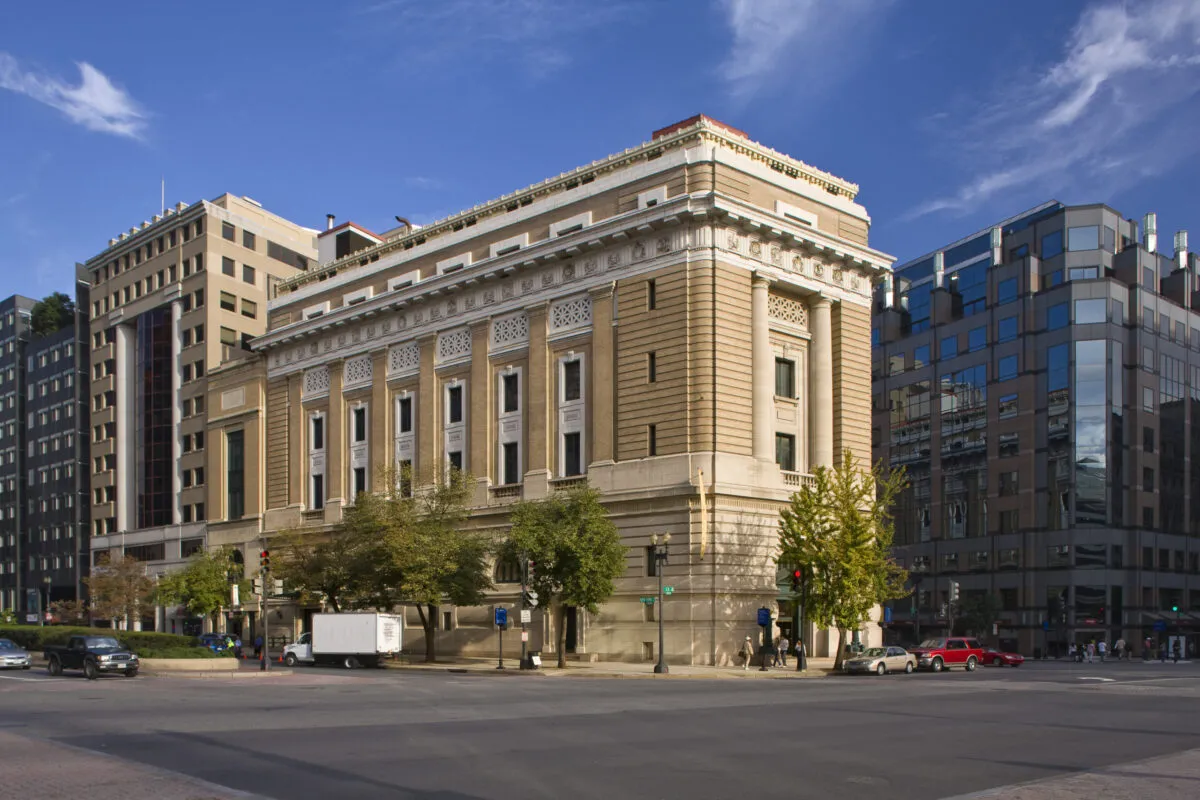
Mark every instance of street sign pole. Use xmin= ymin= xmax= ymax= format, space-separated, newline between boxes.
xmin=495 ymin=607 xmax=507 ymax=670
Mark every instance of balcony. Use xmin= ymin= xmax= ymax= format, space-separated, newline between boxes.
xmin=550 ymin=476 xmax=588 ymax=492
xmin=781 ymin=471 xmax=817 ymax=490
xmin=488 ymin=484 xmax=523 ymax=504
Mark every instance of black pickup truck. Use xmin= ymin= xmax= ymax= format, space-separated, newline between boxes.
xmin=44 ymin=635 xmax=140 ymax=679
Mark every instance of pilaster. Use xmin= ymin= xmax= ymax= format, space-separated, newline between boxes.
xmin=751 ymin=275 xmax=773 ymax=461
xmin=809 ymin=295 xmax=834 ymax=469
xmin=525 ymin=303 xmax=550 ymax=499
xmin=589 ymin=285 xmax=615 ymax=466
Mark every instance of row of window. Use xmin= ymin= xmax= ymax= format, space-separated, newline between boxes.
xmin=219 ymin=291 xmax=256 ymax=319
xmin=29 ymin=401 xmax=75 ymax=429
xmin=28 ymin=343 xmax=74 ymax=371
xmin=91 ymin=259 xmax=201 ymax=318
xmin=182 ymin=324 xmax=205 ymax=347
xmin=13 ymin=554 xmax=76 ymax=573
xmin=26 ymin=432 xmax=74 ymax=456
xmin=221 ymin=256 xmax=258 ymax=286
xmin=94 ymin=219 xmax=205 ymax=285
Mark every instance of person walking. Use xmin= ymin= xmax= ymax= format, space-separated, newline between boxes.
xmin=1114 ymin=638 xmax=1125 ymax=662
xmin=739 ymin=635 xmax=754 ymax=671
xmin=1068 ymin=642 xmax=1077 ymax=662
xmin=254 ymin=634 xmax=263 ymax=660
xmin=1144 ymin=636 xmax=1153 ymax=661
xmin=775 ymin=635 xmax=789 ymax=667
xmin=795 ymin=638 xmax=806 ymax=671
xmin=1173 ymin=639 xmax=1182 ymax=664
xmin=1085 ymin=641 xmax=1095 ymax=664
xmin=1097 ymin=640 xmax=1107 ymax=663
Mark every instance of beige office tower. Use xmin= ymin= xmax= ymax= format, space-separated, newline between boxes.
xmin=208 ymin=117 xmax=893 ymax=663
xmin=83 ymin=194 xmax=317 ymax=633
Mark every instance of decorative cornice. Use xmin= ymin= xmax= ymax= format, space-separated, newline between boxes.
xmin=275 ymin=118 xmax=860 ymax=295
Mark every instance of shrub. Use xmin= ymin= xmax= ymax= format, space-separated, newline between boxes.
xmin=135 ymin=646 xmax=226 ymax=659
xmin=0 ymin=625 xmax=214 ymax=657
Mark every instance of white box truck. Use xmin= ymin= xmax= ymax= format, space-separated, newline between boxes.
xmin=283 ymin=612 xmax=403 ymax=669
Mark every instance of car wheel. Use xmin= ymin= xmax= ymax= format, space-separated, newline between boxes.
xmin=993 ymin=656 xmax=1003 ymax=666
xmin=1012 ymin=662 xmax=1021 ymax=668
xmin=21 ymin=665 xmax=30 ymax=670
xmin=344 ymin=656 xmax=360 ymax=670
xmin=966 ymin=657 xmax=977 ymax=672
xmin=47 ymin=656 xmax=62 ymax=677
xmin=83 ymin=660 xmax=99 ymax=681
xmin=284 ymin=653 xmax=298 ymax=667
xmin=124 ymin=669 xmax=138 ymax=678
xmin=904 ymin=662 xmax=914 ymax=674
xmin=876 ymin=663 xmax=886 ymax=676
xmin=931 ymin=657 xmax=944 ymax=673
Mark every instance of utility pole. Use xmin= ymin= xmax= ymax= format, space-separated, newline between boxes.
xmin=259 ymin=542 xmax=271 ymax=673
xmin=650 ymin=533 xmax=670 ymax=674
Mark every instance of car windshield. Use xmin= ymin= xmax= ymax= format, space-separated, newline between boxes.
xmin=918 ymin=639 xmax=946 ymax=649
xmin=861 ymin=648 xmax=887 ymax=657
xmin=0 ymin=639 xmax=17 ymax=650
xmin=84 ymin=637 xmax=121 ymax=649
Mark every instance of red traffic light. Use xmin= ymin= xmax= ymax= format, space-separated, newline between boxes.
xmin=793 ymin=570 xmax=802 ymax=579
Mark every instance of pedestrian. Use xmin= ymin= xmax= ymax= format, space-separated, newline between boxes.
xmin=1114 ymin=638 xmax=1125 ymax=662
xmin=1097 ymin=640 xmax=1107 ymax=663
xmin=795 ymin=638 xmax=806 ymax=670
xmin=775 ymin=635 xmax=789 ymax=667
xmin=254 ymin=634 xmax=263 ymax=659
xmin=1068 ymin=642 xmax=1077 ymax=662
xmin=1173 ymin=639 xmax=1181 ymax=664
xmin=1086 ymin=641 xmax=1095 ymax=664
xmin=1144 ymin=637 xmax=1153 ymax=661
xmin=739 ymin=635 xmax=754 ymax=670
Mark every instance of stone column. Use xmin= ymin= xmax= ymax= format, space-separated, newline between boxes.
xmin=170 ymin=300 xmax=183 ymax=524
xmin=326 ymin=362 xmax=344 ymax=506
xmin=416 ymin=336 xmax=437 ymax=485
xmin=524 ymin=303 xmax=550 ymax=499
xmin=370 ymin=350 xmax=388 ymax=492
xmin=808 ymin=295 xmax=834 ymax=469
xmin=751 ymin=275 xmax=773 ymax=462
xmin=114 ymin=323 xmax=137 ymax=532
xmin=286 ymin=375 xmax=303 ymax=506
xmin=589 ymin=286 xmax=615 ymax=466
xmin=469 ymin=322 xmax=491 ymax=500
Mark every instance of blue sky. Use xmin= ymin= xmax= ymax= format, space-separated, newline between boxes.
xmin=2 ymin=0 xmax=1199 ymax=298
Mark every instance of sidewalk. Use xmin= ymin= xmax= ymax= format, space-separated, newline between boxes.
xmin=0 ymin=730 xmax=262 ymax=800
xmin=384 ymin=655 xmax=840 ymax=678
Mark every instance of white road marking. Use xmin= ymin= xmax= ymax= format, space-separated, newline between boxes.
xmin=0 ymin=674 xmax=43 ymax=682
xmin=1076 ymin=676 xmax=1115 ymax=682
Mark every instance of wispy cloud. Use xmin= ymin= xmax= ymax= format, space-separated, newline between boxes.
xmin=718 ymin=0 xmax=888 ymax=102
xmin=405 ymin=176 xmax=444 ymax=190
xmin=353 ymin=0 xmax=624 ymax=76
xmin=0 ymin=53 xmax=147 ymax=139
xmin=909 ymin=0 xmax=1200 ymax=220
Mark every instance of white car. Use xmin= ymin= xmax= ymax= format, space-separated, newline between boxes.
xmin=0 ymin=638 xmax=32 ymax=670
xmin=282 ymin=631 xmax=314 ymax=667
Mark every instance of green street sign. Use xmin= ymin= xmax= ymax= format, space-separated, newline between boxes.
xmin=640 ymin=596 xmax=656 ymax=604
xmin=663 ymin=586 xmax=674 ymax=595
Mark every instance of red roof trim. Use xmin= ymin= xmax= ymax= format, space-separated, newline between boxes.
xmin=652 ymin=115 xmax=748 ymax=141
xmin=318 ymin=221 xmax=382 ymax=241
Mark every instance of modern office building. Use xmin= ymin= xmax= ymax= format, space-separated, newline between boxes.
xmin=874 ymin=201 xmax=1200 ymax=656
xmin=82 ymin=194 xmax=317 ymax=632
xmin=204 ymin=115 xmax=893 ymax=664
xmin=0 ymin=273 xmax=91 ymax=620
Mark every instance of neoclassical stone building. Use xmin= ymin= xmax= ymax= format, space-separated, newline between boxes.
xmin=205 ymin=116 xmax=893 ymax=663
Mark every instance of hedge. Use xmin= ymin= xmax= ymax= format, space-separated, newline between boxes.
xmin=0 ymin=625 xmax=233 ymax=658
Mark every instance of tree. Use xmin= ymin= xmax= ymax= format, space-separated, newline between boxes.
xmin=957 ymin=593 xmax=1002 ymax=638
xmin=48 ymin=599 xmax=89 ymax=626
xmin=155 ymin=549 xmax=242 ymax=625
xmin=84 ymin=556 xmax=155 ymax=629
xmin=30 ymin=291 xmax=75 ymax=337
xmin=506 ymin=485 xmax=627 ymax=668
xmin=777 ymin=451 xmax=908 ymax=670
xmin=273 ymin=527 xmax=366 ymax=614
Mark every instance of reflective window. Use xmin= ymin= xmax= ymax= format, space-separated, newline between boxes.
xmin=998 ymin=393 xmax=1018 ymax=419
xmin=1067 ymin=226 xmax=1099 ymax=251
xmin=998 ymin=355 xmax=1018 ymax=382
xmin=948 ymin=258 xmax=990 ymax=317
xmin=1102 ymin=226 xmax=1116 ymax=252
xmin=913 ymin=345 xmax=929 ymax=369
xmin=1045 ymin=270 xmax=1064 ymax=288
xmin=1074 ymin=340 xmax=1108 ymax=525
xmin=941 ymin=336 xmax=958 ymax=359
xmin=1047 ymin=344 xmax=1070 ymax=392
xmin=944 ymin=235 xmax=991 ymax=268
xmin=968 ymin=326 xmax=986 ymax=352
xmin=1042 ymin=230 xmax=1064 ymax=259
xmin=1069 ymin=267 xmax=1099 ymax=281
xmin=997 ymin=278 xmax=1018 ymax=304
xmin=1047 ymin=302 xmax=1069 ymax=330
xmin=900 ymin=281 xmax=932 ymax=334
xmin=998 ymin=315 xmax=1018 ymax=342
xmin=1074 ymin=299 xmax=1106 ymax=324
xmin=1008 ymin=244 xmax=1029 ymax=261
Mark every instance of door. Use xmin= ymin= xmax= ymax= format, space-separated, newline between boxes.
xmin=294 ymin=632 xmax=313 ymax=662
xmin=945 ymin=639 xmax=967 ymax=665
xmin=565 ymin=607 xmax=578 ymax=653
xmin=886 ymin=647 xmax=905 ymax=670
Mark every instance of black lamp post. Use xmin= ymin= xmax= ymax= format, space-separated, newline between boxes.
xmin=41 ymin=576 xmax=52 ymax=627
xmin=650 ymin=533 xmax=670 ymax=674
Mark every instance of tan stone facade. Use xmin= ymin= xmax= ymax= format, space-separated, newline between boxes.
xmin=207 ymin=117 xmax=893 ymax=663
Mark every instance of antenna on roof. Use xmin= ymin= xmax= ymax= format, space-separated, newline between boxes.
xmin=161 ymin=177 xmax=165 ymax=216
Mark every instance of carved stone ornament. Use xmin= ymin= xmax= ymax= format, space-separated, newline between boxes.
xmin=814 ymin=263 xmax=825 ymax=278
xmin=563 ymin=264 xmax=576 ymax=280
xmin=584 ymin=259 xmax=598 ymax=275
xmin=656 ymin=237 xmax=670 ymax=254
xmin=607 ymin=252 xmax=621 ymax=269
xmin=728 ymin=231 xmax=741 ymax=250
xmin=632 ymin=241 xmax=646 ymax=260
xmin=770 ymin=246 xmax=781 ymax=265
xmin=484 ymin=289 xmax=496 ymax=305
xmin=749 ymin=241 xmax=762 ymax=257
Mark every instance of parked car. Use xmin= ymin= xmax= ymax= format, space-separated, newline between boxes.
xmin=843 ymin=646 xmax=917 ymax=675
xmin=283 ymin=613 xmax=402 ymax=669
xmin=982 ymin=648 xmax=1024 ymax=667
xmin=198 ymin=633 xmax=240 ymax=655
xmin=0 ymin=638 xmax=32 ymax=670
xmin=43 ymin=635 xmax=139 ymax=680
xmin=908 ymin=637 xmax=984 ymax=672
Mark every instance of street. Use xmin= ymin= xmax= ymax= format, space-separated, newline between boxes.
xmin=2 ymin=659 xmax=1199 ymax=799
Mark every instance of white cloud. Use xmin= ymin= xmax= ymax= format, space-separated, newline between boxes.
xmin=718 ymin=0 xmax=885 ymax=101
xmin=910 ymin=0 xmax=1200 ymax=219
xmin=0 ymin=53 xmax=146 ymax=139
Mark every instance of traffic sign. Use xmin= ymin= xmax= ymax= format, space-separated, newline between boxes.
xmin=757 ymin=607 xmax=771 ymax=626
xmin=495 ymin=607 xmax=508 ymax=627
xmin=640 ymin=596 xmax=656 ymax=605
xmin=520 ymin=609 xmax=532 ymax=624
xmin=521 ymin=631 xmax=529 ymax=642
xmin=883 ymin=606 xmax=892 ymax=623
xmin=663 ymin=586 xmax=674 ymax=595
xmin=1154 ymin=619 xmax=1167 ymax=632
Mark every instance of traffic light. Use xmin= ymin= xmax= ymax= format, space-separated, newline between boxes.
xmin=259 ymin=550 xmax=271 ymax=572
xmin=522 ymin=587 xmax=539 ymax=608
xmin=1173 ymin=604 xmax=1180 ymax=613
xmin=949 ymin=581 xmax=960 ymax=604
xmin=791 ymin=569 xmax=801 ymax=593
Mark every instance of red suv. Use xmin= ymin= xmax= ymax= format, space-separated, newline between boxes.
xmin=909 ymin=637 xmax=984 ymax=672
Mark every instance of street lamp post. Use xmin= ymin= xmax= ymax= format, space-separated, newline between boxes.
xmin=795 ymin=568 xmax=808 ymax=672
xmin=41 ymin=576 xmax=52 ymax=627
xmin=650 ymin=533 xmax=670 ymax=674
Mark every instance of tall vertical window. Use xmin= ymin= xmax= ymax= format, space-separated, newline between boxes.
xmin=647 ymin=279 xmax=657 ymax=310
xmin=502 ymin=373 xmax=519 ymax=413
xmin=775 ymin=433 xmax=796 ymax=472
xmin=398 ymin=397 xmax=413 ymax=433
xmin=448 ymin=386 xmax=463 ymax=424
xmin=647 ymin=352 xmax=657 ymax=383
xmin=647 ymin=424 xmax=657 ymax=457
xmin=352 ymin=407 xmax=367 ymax=443
xmin=448 ymin=451 xmax=463 ymax=472
xmin=398 ymin=459 xmax=413 ymax=497
xmin=309 ymin=414 xmax=326 ymax=510
xmin=563 ymin=360 xmax=581 ymax=402
xmin=311 ymin=475 xmax=324 ymax=510
xmin=774 ymin=358 xmax=795 ymax=398
xmin=503 ymin=442 xmax=520 ymax=485
xmin=311 ymin=416 xmax=325 ymax=450
xmin=353 ymin=467 xmax=367 ymax=498
xmin=226 ymin=430 xmax=245 ymax=520
xmin=563 ymin=432 xmax=582 ymax=476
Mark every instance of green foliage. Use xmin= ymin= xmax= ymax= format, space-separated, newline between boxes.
xmin=957 ymin=593 xmax=1002 ymax=638
xmin=506 ymin=484 xmax=626 ymax=668
xmin=0 ymin=625 xmax=207 ymax=657
xmin=84 ymin=556 xmax=156 ymax=628
xmin=135 ymin=646 xmax=229 ymax=659
xmin=48 ymin=599 xmax=89 ymax=626
xmin=30 ymin=291 xmax=75 ymax=337
xmin=777 ymin=451 xmax=908 ymax=669
xmin=155 ymin=549 xmax=242 ymax=621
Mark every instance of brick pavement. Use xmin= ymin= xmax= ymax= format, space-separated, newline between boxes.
xmin=950 ymin=747 xmax=1200 ymax=800
xmin=0 ymin=731 xmax=263 ymax=800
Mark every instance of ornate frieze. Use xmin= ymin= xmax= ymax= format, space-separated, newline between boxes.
xmin=490 ymin=312 xmax=529 ymax=351
xmin=388 ymin=342 xmax=420 ymax=377
xmin=302 ymin=366 xmax=330 ymax=400
xmin=343 ymin=354 xmax=373 ymax=391
xmin=549 ymin=295 xmax=592 ymax=335
xmin=437 ymin=328 xmax=472 ymax=364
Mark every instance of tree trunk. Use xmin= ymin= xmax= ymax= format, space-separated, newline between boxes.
xmin=555 ymin=603 xmax=567 ymax=669
xmin=417 ymin=603 xmax=438 ymax=663
xmin=833 ymin=627 xmax=848 ymax=670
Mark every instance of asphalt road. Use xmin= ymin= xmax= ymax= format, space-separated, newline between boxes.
xmin=2 ymin=660 xmax=1198 ymax=800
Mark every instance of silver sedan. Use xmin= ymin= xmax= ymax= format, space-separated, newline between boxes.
xmin=844 ymin=646 xmax=916 ymax=675
xmin=0 ymin=638 xmax=32 ymax=670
